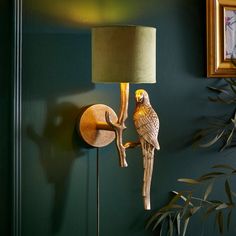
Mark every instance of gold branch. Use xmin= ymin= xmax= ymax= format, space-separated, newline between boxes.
xmin=105 ymin=83 xmax=129 ymax=167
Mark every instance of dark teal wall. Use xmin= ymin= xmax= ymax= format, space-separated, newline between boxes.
xmin=21 ymin=0 xmax=236 ymax=236
xmin=0 ymin=0 xmax=12 ymax=235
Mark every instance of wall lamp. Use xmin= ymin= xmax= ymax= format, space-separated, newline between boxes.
xmin=77 ymin=25 xmax=159 ymax=210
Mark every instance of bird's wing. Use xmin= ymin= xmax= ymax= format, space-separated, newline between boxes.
xmin=134 ymin=106 xmax=160 ymax=149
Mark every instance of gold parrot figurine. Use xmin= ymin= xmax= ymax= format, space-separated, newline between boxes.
xmin=133 ymin=89 xmax=160 ymax=210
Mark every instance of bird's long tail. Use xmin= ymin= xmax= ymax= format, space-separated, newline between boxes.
xmin=141 ymin=139 xmax=155 ymax=210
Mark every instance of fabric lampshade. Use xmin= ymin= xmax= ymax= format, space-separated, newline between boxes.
xmin=92 ymin=25 xmax=156 ymax=84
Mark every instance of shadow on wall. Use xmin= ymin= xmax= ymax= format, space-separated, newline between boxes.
xmin=23 ymin=30 xmax=96 ymax=233
xmin=27 ymin=101 xmax=90 ymax=233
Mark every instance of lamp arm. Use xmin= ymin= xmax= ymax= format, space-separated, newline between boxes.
xmin=105 ymin=83 xmax=129 ymax=167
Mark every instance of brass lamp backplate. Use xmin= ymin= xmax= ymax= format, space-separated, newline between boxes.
xmin=77 ymin=104 xmax=118 ymax=147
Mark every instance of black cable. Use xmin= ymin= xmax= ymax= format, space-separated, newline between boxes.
xmin=96 ymin=148 xmax=100 ymax=236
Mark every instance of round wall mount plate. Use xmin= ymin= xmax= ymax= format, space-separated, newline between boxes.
xmin=77 ymin=104 xmax=118 ymax=147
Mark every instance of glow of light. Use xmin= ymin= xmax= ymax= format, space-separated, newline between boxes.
xmin=24 ymin=0 xmax=155 ymax=27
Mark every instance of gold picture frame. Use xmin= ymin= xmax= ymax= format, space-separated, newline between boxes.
xmin=207 ymin=0 xmax=236 ymax=77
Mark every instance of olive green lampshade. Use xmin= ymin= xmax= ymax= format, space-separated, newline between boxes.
xmin=92 ymin=25 xmax=156 ymax=84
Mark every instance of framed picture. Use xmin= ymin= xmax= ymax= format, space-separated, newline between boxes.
xmin=207 ymin=0 xmax=236 ymax=77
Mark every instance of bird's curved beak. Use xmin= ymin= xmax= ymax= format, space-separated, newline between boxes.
xmin=136 ymin=94 xmax=143 ymax=103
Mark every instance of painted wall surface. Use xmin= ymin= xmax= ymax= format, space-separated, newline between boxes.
xmin=21 ymin=0 xmax=236 ymax=236
xmin=0 ymin=0 xmax=12 ymax=235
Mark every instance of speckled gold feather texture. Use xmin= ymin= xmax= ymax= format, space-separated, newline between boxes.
xmin=133 ymin=89 xmax=160 ymax=210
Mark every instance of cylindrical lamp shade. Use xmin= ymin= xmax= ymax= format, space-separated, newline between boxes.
xmin=92 ymin=26 xmax=156 ymax=84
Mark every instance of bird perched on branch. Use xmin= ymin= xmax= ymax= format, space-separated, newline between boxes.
xmin=133 ymin=89 xmax=160 ymax=210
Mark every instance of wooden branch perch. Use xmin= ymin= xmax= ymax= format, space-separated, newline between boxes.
xmin=124 ymin=141 xmax=141 ymax=149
